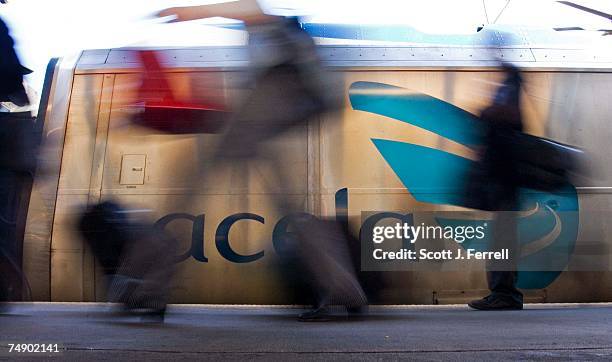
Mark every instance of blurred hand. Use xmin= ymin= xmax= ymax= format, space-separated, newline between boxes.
xmin=156 ymin=7 xmax=189 ymax=22
xmin=155 ymin=1 xmax=270 ymax=25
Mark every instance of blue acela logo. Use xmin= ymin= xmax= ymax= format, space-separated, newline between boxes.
xmin=349 ymin=81 xmax=580 ymax=289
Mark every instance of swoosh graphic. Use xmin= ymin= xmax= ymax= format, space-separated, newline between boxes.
xmin=356 ymin=112 xmax=478 ymax=161
xmin=349 ymin=81 xmax=580 ymax=289
xmin=520 ymin=205 xmax=562 ymax=257
xmin=371 ymin=139 xmax=470 ymax=206
xmin=351 ymin=82 xmax=485 ymax=147
xmin=435 ymin=202 xmax=540 ymax=221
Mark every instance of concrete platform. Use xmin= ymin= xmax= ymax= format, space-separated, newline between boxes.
xmin=1 ymin=303 xmax=612 ymax=361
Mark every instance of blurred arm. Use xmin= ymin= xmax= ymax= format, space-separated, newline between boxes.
xmin=157 ymin=0 xmax=277 ymax=25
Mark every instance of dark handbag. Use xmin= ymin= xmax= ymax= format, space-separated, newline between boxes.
xmin=508 ymin=131 xmax=584 ymax=191
xmin=0 ymin=112 xmax=40 ymax=174
xmin=463 ymin=130 xmax=584 ymax=209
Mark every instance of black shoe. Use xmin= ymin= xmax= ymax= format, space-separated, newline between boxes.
xmin=468 ymin=295 xmax=523 ymax=311
xmin=298 ymin=307 xmax=332 ymax=322
xmin=347 ymin=305 xmax=369 ymax=316
xmin=140 ymin=308 xmax=166 ymax=323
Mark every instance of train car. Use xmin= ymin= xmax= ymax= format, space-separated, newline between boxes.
xmin=17 ymin=24 xmax=612 ymax=304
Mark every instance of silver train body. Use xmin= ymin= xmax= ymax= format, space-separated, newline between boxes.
xmin=20 ymin=27 xmax=612 ymax=304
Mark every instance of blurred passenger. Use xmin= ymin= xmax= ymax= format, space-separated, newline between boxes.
xmin=157 ymin=0 xmax=367 ymax=321
xmin=0 ymin=14 xmax=33 ymax=312
xmin=0 ymin=16 xmax=30 ymax=107
xmin=468 ymin=65 xmax=524 ymax=311
xmin=78 ymin=202 xmax=177 ymax=322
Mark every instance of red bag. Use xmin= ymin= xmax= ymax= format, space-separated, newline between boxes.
xmin=131 ymin=50 xmax=227 ymax=134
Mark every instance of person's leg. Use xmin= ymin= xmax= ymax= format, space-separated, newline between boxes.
xmin=487 ymin=206 xmax=523 ymax=304
xmin=291 ymin=216 xmax=367 ymax=321
xmin=132 ymin=229 xmax=177 ymax=320
xmin=108 ymin=225 xmax=177 ymax=322
xmin=487 ymin=271 xmax=523 ymax=305
xmin=469 ymin=200 xmax=523 ymax=310
xmin=0 ymin=171 xmax=16 ymax=308
xmin=0 ymin=251 xmax=8 ymax=312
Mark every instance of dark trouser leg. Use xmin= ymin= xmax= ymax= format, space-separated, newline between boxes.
xmin=487 ymin=271 xmax=522 ymax=305
xmin=292 ymin=217 xmax=367 ymax=309
xmin=0 ymin=173 xmax=18 ymax=304
xmin=486 ymin=206 xmax=523 ymax=305
xmin=0 ymin=259 xmax=7 ymax=304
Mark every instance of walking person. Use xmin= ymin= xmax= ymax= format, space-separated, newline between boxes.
xmin=468 ymin=65 xmax=524 ymax=310
xmin=156 ymin=0 xmax=368 ymax=321
xmin=0 ymin=13 xmax=33 ymax=312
